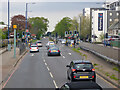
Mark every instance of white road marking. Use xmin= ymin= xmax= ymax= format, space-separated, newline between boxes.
xmin=63 ymin=56 xmax=65 ymax=58
xmin=47 ymin=66 xmax=50 ymax=71
xmin=53 ymin=80 xmax=58 ymax=88
xmin=45 ymin=62 xmax=47 ymax=66
xmin=61 ymin=53 xmax=63 ymax=56
xmin=68 ymin=53 xmax=71 ymax=56
xmin=49 ymin=72 xmax=53 ymax=78
xmin=43 ymin=59 xmax=46 ymax=62
xmin=31 ymin=54 xmax=34 ymax=56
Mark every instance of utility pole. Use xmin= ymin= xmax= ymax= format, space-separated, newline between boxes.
xmin=25 ymin=3 xmax=28 ymax=46
xmin=13 ymin=25 xmax=17 ymax=58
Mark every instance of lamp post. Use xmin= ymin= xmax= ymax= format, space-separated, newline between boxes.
xmin=7 ymin=0 xmax=11 ymax=51
xmin=25 ymin=2 xmax=35 ymax=46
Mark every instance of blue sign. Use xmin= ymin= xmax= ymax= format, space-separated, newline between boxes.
xmin=98 ymin=13 xmax=103 ymax=31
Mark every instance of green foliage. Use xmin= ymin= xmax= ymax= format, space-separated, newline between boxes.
xmin=113 ymin=67 xmax=120 ymax=72
xmin=53 ymin=17 xmax=72 ymax=38
xmin=110 ymin=74 xmax=119 ymax=81
xmin=80 ymin=15 xmax=90 ymax=40
xmin=28 ymin=17 xmax=49 ymax=38
xmin=0 ymin=21 xmax=5 ymax=25
xmin=99 ymin=32 xmax=104 ymax=41
xmin=0 ymin=29 xmax=7 ymax=39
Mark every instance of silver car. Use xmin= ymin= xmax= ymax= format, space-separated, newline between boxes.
xmin=30 ymin=45 xmax=39 ymax=53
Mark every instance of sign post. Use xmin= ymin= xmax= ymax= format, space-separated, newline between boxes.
xmin=13 ymin=25 xmax=17 ymax=58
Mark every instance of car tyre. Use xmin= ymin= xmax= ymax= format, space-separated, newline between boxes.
xmin=92 ymin=78 xmax=96 ymax=82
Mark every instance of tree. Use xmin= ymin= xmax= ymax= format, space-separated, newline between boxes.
xmin=11 ymin=15 xmax=31 ymax=31
xmin=0 ymin=21 xmax=5 ymax=25
xmin=99 ymin=32 xmax=104 ymax=41
xmin=53 ymin=17 xmax=72 ymax=37
xmin=80 ymin=15 xmax=91 ymax=41
xmin=28 ymin=17 xmax=49 ymax=39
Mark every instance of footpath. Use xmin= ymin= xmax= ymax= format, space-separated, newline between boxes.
xmin=0 ymin=46 xmax=27 ymax=89
xmin=69 ymin=44 xmax=120 ymax=88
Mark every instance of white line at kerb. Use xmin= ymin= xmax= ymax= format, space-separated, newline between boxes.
xmin=53 ymin=80 xmax=58 ymax=88
xmin=43 ymin=59 xmax=46 ymax=62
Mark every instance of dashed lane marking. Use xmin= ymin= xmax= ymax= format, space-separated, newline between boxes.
xmin=45 ymin=62 xmax=47 ymax=66
xmin=53 ymin=80 xmax=58 ymax=88
xmin=68 ymin=53 xmax=71 ymax=56
xmin=43 ymin=59 xmax=46 ymax=62
xmin=63 ymin=56 xmax=65 ymax=58
xmin=49 ymin=72 xmax=53 ymax=78
xmin=47 ymin=66 xmax=50 ymax=71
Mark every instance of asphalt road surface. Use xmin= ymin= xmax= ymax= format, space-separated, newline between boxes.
xmin=3 ymin=38 xmax=117 ymax=89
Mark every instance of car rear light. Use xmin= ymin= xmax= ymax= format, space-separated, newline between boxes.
xmin=58 ymin=50 xmax=60 ymax=52
xmin=49 ymin=50 xmax=51 ymax=52
xmin=92 ymin=76 xmax=94 ymax=78
xmin=37 ymin=47 xmax=38 ymax=49
xmin=30 ymin=48 xmax=31 ymax=49
xmin=73 ymin=76 xmax=76 ymax=78
xmin=92 ymin=69 xmax=95 ymax=71
xmin=72 ymin=69 xmax=76 ymax=72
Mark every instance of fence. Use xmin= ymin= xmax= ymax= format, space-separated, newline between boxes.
xmin=79 ymin=42 xmax=120 ymax=62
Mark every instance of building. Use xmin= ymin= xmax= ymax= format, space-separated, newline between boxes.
xmin=109 ymin=0 xmax=120 ymax=11
xmin=91 ymin=11 xmax=107 ymax=42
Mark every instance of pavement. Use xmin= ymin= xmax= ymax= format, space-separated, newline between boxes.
xmin=2 ymin=38 xmax=118 ymax=89
xmin=0 ymin=46 xmax=20 ymax=88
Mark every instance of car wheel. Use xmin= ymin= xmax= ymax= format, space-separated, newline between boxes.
xmin=92 ymin=78 xmax=96 ymax=82
xmin=30 ymin=51 xmax=32 ymax=53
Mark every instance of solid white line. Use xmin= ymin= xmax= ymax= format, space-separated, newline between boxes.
xmin=53 ymin=80 xmax=58 ymax=88
xmin=68 ymin=53 xmax=71 ymax=55
xmin=49 ymin=72 xmax=53 ymax=78
xmin=31 ymin=54 xmax=34 ymax=56
xmin=47 ymin=66 xmax=50 ymax=71
xmin=45 ymin=62 xmax=47 ymax=66
xmin=63 ymin=56 xmax=65 ymax=58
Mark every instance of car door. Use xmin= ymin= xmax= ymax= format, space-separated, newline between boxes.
xmin=69 ymin=62 xmax=73 ymax=79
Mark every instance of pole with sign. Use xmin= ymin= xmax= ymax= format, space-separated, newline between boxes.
xmin=13 ymin=25 xmax=17 ymax=58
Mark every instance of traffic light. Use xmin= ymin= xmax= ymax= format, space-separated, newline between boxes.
xmin=74 ymin=30 xmax=77 ymax=38
xmin=69 ymin=31 xmax=72 ymax=37
xmin=105 ymin=33 xmax=108 ymax=38
xmin=65 ymin=31 xmax=68 ymax=37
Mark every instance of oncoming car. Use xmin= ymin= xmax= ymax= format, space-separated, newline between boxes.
xmin=66 ymin=60 xmax=96 ymax=82
xmin=48 ymin=47 xmax=60 ymax=56
xmin=30 ymin=45 xmax=39 ymax=53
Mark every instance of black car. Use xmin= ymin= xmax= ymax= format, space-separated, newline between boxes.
xmin=48 ymin=47 xmax=60 ymax=56
xmin=58 ymin=81 xmax=102 ymax=90
xmin=66 ymin=60 xmax=96 ymax=82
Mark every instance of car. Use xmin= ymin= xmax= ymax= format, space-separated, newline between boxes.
xmin=61 ymin=39 xmax=66 ymax=44
xmin=46 ymin=41 xmax=54 ymax=47
xmin=36 ymin=41 xmax=43 ymax=47
xmin=30 ymin=45 xmax=39 ymax=53
xmin=58 ymin=81 xmax=102 ymax=90
xmin=66 ymin=60 xmax=96 ymax=82
xmin=47 ymin=44 xmax=56 ymax=50
xmin=48 ymin=47 xmax=60 ymax=56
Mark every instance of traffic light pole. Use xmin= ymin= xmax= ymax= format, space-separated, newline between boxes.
xmin=14 ymin=28 xmax=16 ymax=58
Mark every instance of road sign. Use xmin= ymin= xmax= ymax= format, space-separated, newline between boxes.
xmin=13 ymin=25 xmax=17 ymax=29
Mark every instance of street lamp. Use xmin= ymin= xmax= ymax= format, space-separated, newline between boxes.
xmin=25 ymin=2 xmax=36 ymax=45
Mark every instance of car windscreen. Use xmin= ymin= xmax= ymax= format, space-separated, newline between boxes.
xmin=51 ymin=47 xmax=58 ymax=50
xmin=74 ymin=63 xmax=92 ymax=69
xmin=37 ymin=42 xmax=41 ymax=43
xmin=31 ymin=46 xmax=37 ymax=47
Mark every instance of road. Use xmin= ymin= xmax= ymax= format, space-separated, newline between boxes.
xmin=3 ymin=38 xmax=116 ymax=89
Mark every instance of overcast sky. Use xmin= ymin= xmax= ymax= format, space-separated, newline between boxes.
xmin=0 ymin=0 xmax=117 ymax=32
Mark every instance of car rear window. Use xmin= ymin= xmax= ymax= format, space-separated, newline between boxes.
xmin=31 ymin=46 xmax=37 ymax=47
xmin=37 ymin=42 xmax=41 ymax=43
xmin=74 ymin=63 xmax=92 ymax=69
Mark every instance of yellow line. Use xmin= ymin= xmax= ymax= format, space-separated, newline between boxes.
xmin=96 ymin=74 xmax=117 ymax=88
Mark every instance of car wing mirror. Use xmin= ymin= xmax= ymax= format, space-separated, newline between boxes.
xmin=66 ymin=65 xmax=70 ymax=67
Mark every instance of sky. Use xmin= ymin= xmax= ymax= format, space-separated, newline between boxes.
xmin=0 ymin=0 xmax=117 ymax=32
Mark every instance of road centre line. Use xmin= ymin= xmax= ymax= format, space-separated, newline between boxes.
xmin=53 ymin=80 xmax=58 ymax=88
xmin=63 ymin=56 xmax=65 ymax=58
xmin=45 ymin=62 xmax=47 ymax=66
xmin=49 ymin=72 xmax=53 ymax=78
xmin=47 ymin=66 xmax=50 ymax=71
xmin=96 ymin=74 xmax=116 ymax=88
xmin=43 ymin=59 xmax=46 ymax=62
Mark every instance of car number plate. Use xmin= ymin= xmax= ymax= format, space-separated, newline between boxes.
xmin=80 ymin=76 xmax=88 ymax=78
xmin=52 ymin=50 xmax=57 ymax=52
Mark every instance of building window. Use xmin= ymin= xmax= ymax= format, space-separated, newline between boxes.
xmin=109 ymin=19 xmax=112 ymax=22
xmin=110 ymin=13 xmax=112 ymax=16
